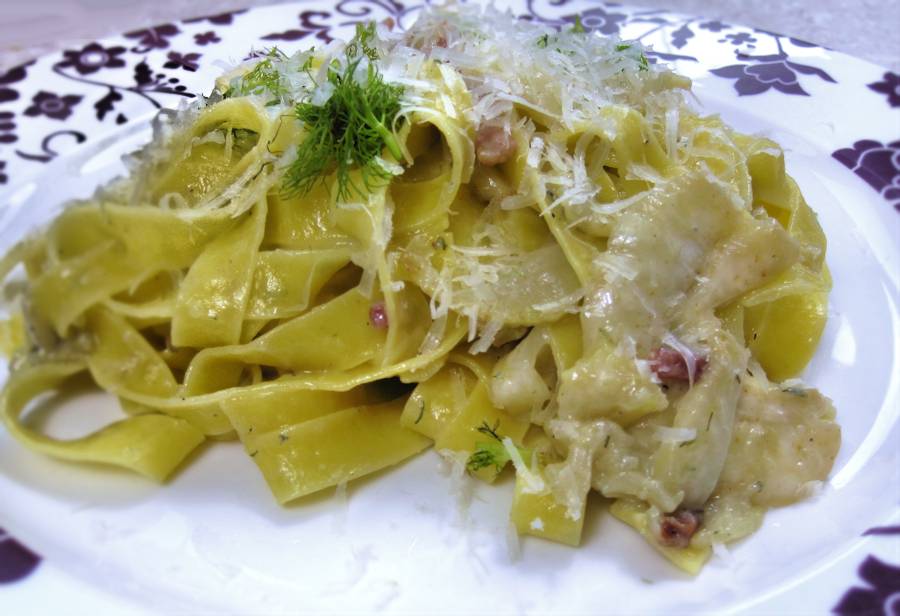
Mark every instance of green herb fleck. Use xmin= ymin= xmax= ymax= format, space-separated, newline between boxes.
xmin=638 ymin=52 xmax=649 ymax=71
xmin=465 ymin=421 xmax=533 ymax=474
xmin=782 ymin=386 xmax=808 ymax=397
xmin=466 ymin=442 xmax=507 ymax=473
xmin=537 ymin=33 xmax=550 ymax=48
xmin=414 ymin=399 xmax=426 ymax=424
xmin=283 ymin=24 xmax=404 ymax=201
xmin=571 ymin=15 xmax=586 ymax=33
xmin=476 ymin=420 xmax=502 ymax=442
xmin=615 ymin=43 xmax=649 ymax=72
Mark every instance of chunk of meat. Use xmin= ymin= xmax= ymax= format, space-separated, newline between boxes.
xmin=369 ymin=302 xmax=388 ymax=329
xmin=406 ymin=23 xmax=448 ymax=53
xmin=476 ymin=124 xmax=517 ymax=166
xmin=658 ymin=509 xmax=702 ymax=548
xmin=649 ymin=346 xmax=708 ymax=382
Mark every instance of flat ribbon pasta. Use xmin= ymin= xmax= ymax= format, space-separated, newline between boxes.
xmin=1 ymin=359 xmax=204 ymax=481
xmin=0 ymin=9 xmax=839 ymax=575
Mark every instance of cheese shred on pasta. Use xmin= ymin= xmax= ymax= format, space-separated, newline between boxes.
xmin=0 ymin=5 xmax=839 ymax=572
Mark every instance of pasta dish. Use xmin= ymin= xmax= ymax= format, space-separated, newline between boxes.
xmin=0 ymin=4 xmax=840 ymax=572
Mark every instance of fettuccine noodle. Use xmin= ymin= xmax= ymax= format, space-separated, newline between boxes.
xmin=0 ymin=5 xmax=839 ymax=572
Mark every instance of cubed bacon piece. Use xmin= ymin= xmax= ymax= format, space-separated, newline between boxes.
xmin=369 ymin=302 xmax=389 ymax=329
xmin=476 ymin=124 xmax=516 ymax=166
xmin=406 ymin=24 xmax=448 ymax=53
xmin=658 ymin=509 xmax=702 ymax=548
xmin=649 ymin=346 xmax=708 ymax=382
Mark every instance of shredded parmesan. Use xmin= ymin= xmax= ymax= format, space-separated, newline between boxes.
xmin=662 ymin=332 xmax=700 ymax=387
xmin=654 ymin=426 xmax=698 ymax=444
xmin=505 ymin=521 xmax=521 ymax=563
xmin=437 ymin=449 xmax=474 ymax=526
xmin=332 ymin=481 xmax=349 ymax=533
xmin=502 ymin=437 xmax=545 ymax=494
xmin=469 ymin=318 xmax=503 ymax=354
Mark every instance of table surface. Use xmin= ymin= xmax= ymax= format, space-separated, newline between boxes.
xmin=1 ymin=0 xmax=898 ymax=72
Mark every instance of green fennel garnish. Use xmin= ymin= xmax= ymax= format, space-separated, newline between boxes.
xmin=228 ymin=48 xmax=288 ymax=101
xmin=465 ymin=420 xmax=533 ymax=474
xmin=346 ymin=21 xmax=379 ymax=61
xmin=283 ymin=23 xmax=404 ymax=201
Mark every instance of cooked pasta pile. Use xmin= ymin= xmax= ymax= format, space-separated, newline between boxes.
xmin=0 ymin=5 xmax=839 ymax=572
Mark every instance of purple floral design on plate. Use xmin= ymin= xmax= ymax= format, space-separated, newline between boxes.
xmin=16 ymin=130 xmax=87 ymax=162
xmin=698 ymin=20 xmax=729 ymax=32
xmin=710 ymin=52 xmax=836 ymax=96
xmin=194 ymin=31 xmax=221 ymax=46
xmin=670 ymin=24 xmax=694 ymax=49
xmin=863 ymin=525 xmax=900 ymax=537
xmin=58 ymin=42 xmax=126 ymax=75
xmin=646 ymin=50 xmax=699 ymax=63
xmin=833 ymin=556 xmax=900 ymax=615
xmin=262 ymin=10 xmax=335 ymax=44
xmin=832 ymin=140 xmax=900 ymax=210
xmin=0 ymin=111 xmax=16 ymax=144
xmin=23 ymin=91 xmax=82 ymax=121
xmin=0 ymin=61 xmax=33 ymax=104
xmin=789 ymin=36 xmax=820 ymax=49
xmin=183 ymin=10 xmax=247 ymax=26
xmin=46 ymin=49 xmax=194 ymax=129
xmin=0 ymin=528 xmax=41 ymax=583
xmin=720 ymin=32 xmax=757 ymax=47
xmin=867 ymin=72 xmax=900 ymax=108
xmin=125 ymin=24 xmax=181 ymax=53
xmin=708 ymin=30 xmax=835 ymax=97
xmin=0 ymin=160 xmax=7 ymax=184
xmin=164 ymin=52 xmax=202 ymax=73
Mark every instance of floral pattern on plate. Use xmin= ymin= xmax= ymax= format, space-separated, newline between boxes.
xmin=833 ymin=140 xmax=900 ymax=211
xmin=0 ymin=528 xmax=41 ymax=583
xmin=867 ymin=72 xmax=900 ymax=108
xmin=834 ymin=553 xmax=900 ymax=615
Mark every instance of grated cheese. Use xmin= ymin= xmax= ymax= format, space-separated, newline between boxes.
xmin=502 ymin=437 xmax=545 ymax=494
xmin=662 ymin=332 xmax=701 ymax=387
xmin=654 ymin=426 xmax=698 ymax=444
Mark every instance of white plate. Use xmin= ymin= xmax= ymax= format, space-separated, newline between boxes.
xmin=1 ymin=1 xmax=899 ymax=613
